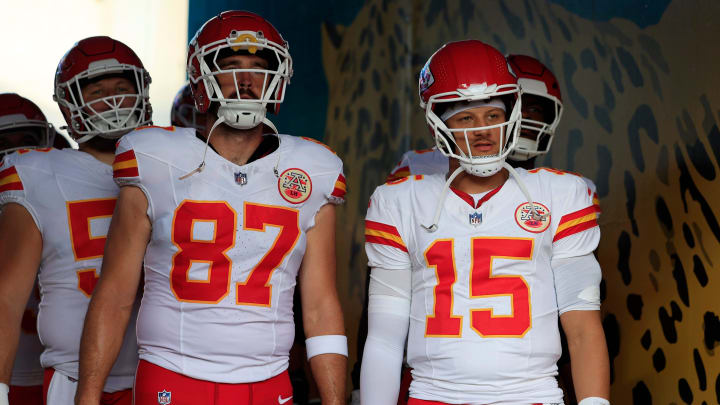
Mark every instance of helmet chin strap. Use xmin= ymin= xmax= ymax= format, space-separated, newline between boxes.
xmin=459 ymin=158 xmax=503 ymax=177
xmin=502 ymin=162 xmax=548 ymax=221
xmin=261 ymin=117 xmax=278 ymax=134
xmin=421 ymin=166 xmax=465 ymax=232
xmin=178 ymin=110 xmax=279 ymax=181
xmin=421 ymin=161 xmax=547 ymax=232
xmin=178 ymin=115 xmax=227 ymax=180
xmin=218 ymin=102 xmax=266 ymax=130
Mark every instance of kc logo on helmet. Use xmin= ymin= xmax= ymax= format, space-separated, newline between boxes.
xmin=514 ymin=202 xmax=551 ymax=233
xmin=278 ymin=168 xmax=312 ymax=204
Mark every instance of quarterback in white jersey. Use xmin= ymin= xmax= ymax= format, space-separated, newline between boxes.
xmin=366 ymin=168 xmax=599 ymax=403
xmin=77 ymin=11 xmax=348 ymax=405
xmin=0 ymin=37 xmax=151 ymax=405
xmin=360 ymin=41 xmax=609 ymax=405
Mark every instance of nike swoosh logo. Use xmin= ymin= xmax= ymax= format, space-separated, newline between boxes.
xmin=278 ymin=395 xmax=293 ymax=404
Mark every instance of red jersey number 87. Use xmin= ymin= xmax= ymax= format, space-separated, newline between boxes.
xmin=169 ymin=200 xmax=300 ymax=307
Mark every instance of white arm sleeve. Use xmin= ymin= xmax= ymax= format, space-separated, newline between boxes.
xmin=360 ymin=267 xmax=411 ymax=405
xmin=368 ymin=267 xmax=412 ymax=299
xmin=552 ymin=253 xmax=602 ymax=314
xmin=0 ymin=383 xmax=8 ymax=405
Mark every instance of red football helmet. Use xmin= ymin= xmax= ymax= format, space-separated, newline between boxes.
xmin=187 ymin=11 xmax=292 ymax=132
xmin=54 ymin=36 xmax=152 ymax=143
xmin=419 ymin=40 xmax=522 ymax=177
xmin=170 ymin=83 xmax=205 ymax=131
xmin=507 ymin=54 xmax=563 ymax=161
xmin=0 ymin=93 xmax=56 ymax=155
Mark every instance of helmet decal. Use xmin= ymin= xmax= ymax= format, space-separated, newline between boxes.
xmin=230 ymin=32 xmax=260 ymax=54
xmin=419 ymin=60 xmax=435 ymax=94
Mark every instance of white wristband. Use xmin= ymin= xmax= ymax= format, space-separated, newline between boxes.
xmin=305 ymin=334 xmax=348 ymax=359
xmin=578 ymin=397 xmax=610 ymax=405
xmin=0 ymin=382 xmax=8 ymax=405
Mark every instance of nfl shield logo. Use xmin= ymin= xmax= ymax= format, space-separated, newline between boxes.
xmin=469 ymin=212 xmax=482 ymax=226
xmin=157 ymin=390 xmax=171 ymax=404
xmin=234 ymin=171 xmax=247 ymax=185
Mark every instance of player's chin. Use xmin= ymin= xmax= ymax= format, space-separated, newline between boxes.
xmin=469 ymin=146 xmax=498 ymax=156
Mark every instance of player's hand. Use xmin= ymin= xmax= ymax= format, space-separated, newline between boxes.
xmin=0 ymin=383 xmax=9 ymax=405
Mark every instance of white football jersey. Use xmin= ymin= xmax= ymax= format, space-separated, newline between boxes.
xmin=0 ymin=148 xmax=139 ymax=391
xmin=365 ymin=168 xmax=600 ymax=403
xmin=10 ymin=282 xmax=43 ymax=386
xmin=388 ymin=147 xmax=601 ymax=214
xmin=113 ymin=126 xmax=346 ymax=383
xmin=386 ymin=147 xmax=448 ymax=181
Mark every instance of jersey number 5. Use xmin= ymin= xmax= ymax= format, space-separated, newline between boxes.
xmin=67 ymin=198 xmax=117 ymax=297
xmin=170 ymin=201 xmax=299 ymax=307
xmin=425 ymin=237 xmax=533 ymax=338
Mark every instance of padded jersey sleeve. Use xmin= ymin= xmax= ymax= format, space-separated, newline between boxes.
xmin=328 ymin=171 xmax=347 ymax=205
xmin=551 ymin=173 xmax=600 ymax=260
xmin=364 ymin=187 xmax=411 ymax=270
xmin=112 ymin=134 xmax=156 ymax=219
xmin=295 ymin=136 xmax=347 ymax=206
xmin=0 ymin=154 xmax=41 ymax=231
xmin=112 ymin=136 xmax=142 ymax=187
xmin=305 ymin=137 xmax=347 ymax=206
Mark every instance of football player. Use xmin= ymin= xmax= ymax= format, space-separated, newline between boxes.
xmin=353 ymin=54 xmax=601 ymax=405
xmin=75 ymin=11 xmax=348 ymax=405
xmin=0 ymin=36 xmax=151 ymax=405
xmin=0 ymin=93 xmax=55 ymax=405
xmin=360 ymin=40 xmax=609 ymax=404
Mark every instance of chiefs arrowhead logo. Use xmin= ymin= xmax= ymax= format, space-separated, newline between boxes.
xmin=278 ymin=168 xmax=312 ymax=204
xmin=514 ymin=202 xmax=551 ymax=233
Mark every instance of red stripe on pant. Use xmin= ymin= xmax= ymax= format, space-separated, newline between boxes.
xmin=133 ymin=360 xmax=293 ymax=405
